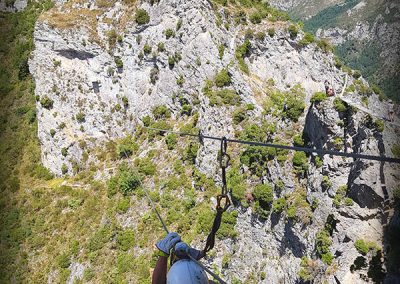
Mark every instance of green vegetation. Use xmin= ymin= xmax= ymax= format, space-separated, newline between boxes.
xmin=373 ymin=119 xmax=384 ymax=132
xmin=253 ymin=183 xmax=273 ymax=218
xmin=392 ymin=144 xmax=400 ymax=158
xmin=235 ymin=39 xmax=251 ymax=74
xmin=143 ymin=43 xmax=152 ymax=55
xmin=299 ymin=32 xmax=315 ymax=46
xmin=288 ymin=24 xmax=298 ymax=39
xmin=333 ymin=97 xmax=347 ymax=112
xmin=40 ymin=96 xmax=54 ymax=109
xmin=108 ymin=164 xmax=142 ymax=196
xmin=165 ymin=28 xmax=175 ymax=39
xmin=333 ymin=185 xmax=352 ymax=208
xmin=267 ymin=28 xmax=275 ymax=37
xmin=310 ymin=91 xmax=327 ymax=104
xmin=117 ymin=229 xmax=135 ymax=251
xmin=316 ymin=227 xmax=333 ymax=265
xmin=117 ymin=135 xmax=138 ymax=158
xmin=203 ymin=80 xmax=240 ymax=107
xmin=135 ymin=9 xmax=150 ymax=25
xmin=354 ymin=239 xmax=380 ymax=256
xmin=152 ymin=105 xmax=171 ymax=120
xmin=114 ymin=56 xmax=123 ymax=69
xmin=218 ymin=44 xmax=225 ymax=59
xmin=76 ymin=111 xmax=85 ymax=123
xmin=214 ymin=69 xmax=231 ymax=87
xmin=292 ymin=151 xmax=308 ymax=173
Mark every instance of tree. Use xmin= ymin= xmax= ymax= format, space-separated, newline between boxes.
xmin=135 ymin=9 xmax=150 ymax=25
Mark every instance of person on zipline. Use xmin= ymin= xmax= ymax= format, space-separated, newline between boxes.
xmin=152 ymin=232 xmax=216 ymax=284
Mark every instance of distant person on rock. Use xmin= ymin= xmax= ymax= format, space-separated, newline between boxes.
xmin=324 ymin=80 xmax=335 ymax=97
xmin=152 ymin=232 xmax=216 ymax=284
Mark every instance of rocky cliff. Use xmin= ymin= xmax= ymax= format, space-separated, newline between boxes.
xmin=269 ymin=0 xmax=400 ymax=101
xmin=21 ymin=0 xmax=400 ymax=283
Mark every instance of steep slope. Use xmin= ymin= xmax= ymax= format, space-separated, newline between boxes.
xmin=269 ymin=0 xmax=400 ymax=101
xmin=1 ymin=0 xmax=398 ymax=283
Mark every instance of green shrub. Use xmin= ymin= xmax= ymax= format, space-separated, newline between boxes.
xmin=61 ymin=147 xmax=68 ymax=157
xmin=317 ymin=38 xmax=333 ymax=53
xmin=333 ymin=185 xmax=348 ymax=208
xmin=40 ymin=96 xmax=54 ymax=109
xmin=292 ymin=151 xmax=308 ymax=172
xmin=157 ymin=42 xmax=165 ymax=52
xmin=168 ymin=56 xmax=175 ymax=67
xmin=241 ymin=145 xmax=275 ymax=176
xmin=117 ymin=136 xmax=138 ymax=158
xmin=232 ymin=107 xmax=246 ymax=124
xmin=117 ymin=198 xmax=130 ymax=213
xmin=249 ymin=11 xmax=262 ymax=24
xmin=352 ymin=70 xmax=362 ymax=79
xmin=165 ymin=133 xmax=177 ymax=150
xmin=256 ymin=31 xmax=266 ymax=41
xmin=135 ymin=9 xmax=150 ymax=25
xmin=114 ymin=56 xmax=123 ymax=68
xmin=283 ymin=96 xmax=305 ymax=122
xmin=333 ymin=97 xmax=347 ymax=112
xmin=299 ymin=32 xmax=315 ymax=46
xmin=373 ymin=119 xmax=384 ymax=132
xmin=143 ymin=44 xmax=152 ymax=54
xmin=354 ymin=239 xmax=369 ymax=255
xmin=215 ymin=69 xmax=231 ymax=87
xmin=57 ymin=253 xmax=71 ymax=269
xmin=315 ymin=156 xmax=323 ymax=168
xmin=235 ymin=39 xmax=251 ymax=74
xmin=316 ymin=229 xmax=332 ymax=257
xmin=321 ymin=175 xmax=332 ymax=190
xmin=176 ymin=18 xmax=183 ymax=30
xmin=272 ymin=197 xmax=286 ymax=213
xmin=288 ymin=24 xmax=298 ymax=39
xmin=165 ymin=28 xmax=175 ymax=39
xmin=310 ymin=91 xmax=327 ymax=103
xmin=207 ymin=89 xmax=241 ymax=106
xmin=267 ymin=28 xmax=275 ymax=37
xmin=293 ymin=134 xmax=304 ymax=147
xmin=122 ymin=96 xmax=129 ymax=107
xmin=118 ymin=168 xmax=141 ymax=195
xmin=136 ymin=158 xmax=156 ymax=176
xmin=152 ymin=105 xmax=171 ymax=120
xmin=76 ymin=111 xmax=85 ymax=123
xmin=253 ymin=183 xmax=273 ymax=216
xmin=218 ymin=44 xmax=225 ymax=59
xmin=61 ymin=164 xmax=68 ymax=175
xmin=176 ymin=75 xmax=184 ymax=86
xmin=321 ymin=252 xmax=333 ymax=265
xmin=227 ymin=166 xmax=246 ymax=204
xmin=183 ymin=143 xmax=198 ymax=164
xmin=117 ymin=229 xmax=135 ymax=251
xmin=88 ymin=227 xmax=112 ymax=252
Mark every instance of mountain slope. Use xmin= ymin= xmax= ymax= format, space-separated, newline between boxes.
xmin=0 ymin=0 xmax=399 ymax=283
xmin=269 ymin=0 xmax=400 ymax=101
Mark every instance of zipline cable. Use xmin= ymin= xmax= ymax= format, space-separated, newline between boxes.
xmin=143 ymin=126 xmax=400 ymax=164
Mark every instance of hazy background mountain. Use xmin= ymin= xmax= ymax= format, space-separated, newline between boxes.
xmin=269 ymin=0 xmax=400 ymax=101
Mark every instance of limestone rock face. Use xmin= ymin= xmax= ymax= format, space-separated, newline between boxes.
xmin=29 ymin=0 xmax=399 ymax=283
xmin=0 ymin=0 xmax=27 ymax=12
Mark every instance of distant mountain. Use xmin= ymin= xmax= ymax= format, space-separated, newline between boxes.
xmin=269 ymin=0 xmax=400 ymax=101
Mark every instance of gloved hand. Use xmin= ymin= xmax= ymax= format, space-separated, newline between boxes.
xmin=156 ymin=232 xmax=181 ymax=255
xmin=174 ymin=241 xmax=204 ymax=260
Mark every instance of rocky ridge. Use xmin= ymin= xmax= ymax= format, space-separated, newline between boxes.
xmin=28 ymin=0 xmax=400 ymax=283
xmin=269 ymin=0 xmax=400 ymax=101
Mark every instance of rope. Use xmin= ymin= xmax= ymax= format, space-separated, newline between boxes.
xmin=143 ymin=126 xmax=400 ymax=164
